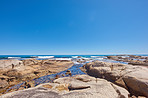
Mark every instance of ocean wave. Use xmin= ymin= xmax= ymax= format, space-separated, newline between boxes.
xmin=91 ymin=56 xmax=100 ymax=58
xmin=8 ymin=57 xmax=21 ymax=59
xmin=55 ymin=58 xmax=72 ymax=60
xmin=72 ymin=56 xmax=78 ymax=58
xmin=37 ymin=56 xmax=54 ymax=58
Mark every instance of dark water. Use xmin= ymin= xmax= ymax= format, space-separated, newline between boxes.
xmin=34 ymin=63 xmax=85 ymax=86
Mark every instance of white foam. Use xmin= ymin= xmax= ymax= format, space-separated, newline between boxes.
xmin=37 ymin=56 xmax=54 ymax=58
xmin=91 ymin=56 xmax=99 ymax=58
xmin=82 ymin=58 xmax=90 ymax=60
xmin=55 ymin=58 xmax=72 ymax=61
xmin=72 ymin=56 xmax=78 ymax=58
xmin=8 ymin=57 xmax=21 ymax=59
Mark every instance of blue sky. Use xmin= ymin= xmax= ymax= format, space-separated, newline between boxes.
xmin=0 ymin=0 xmax=148 ymax=55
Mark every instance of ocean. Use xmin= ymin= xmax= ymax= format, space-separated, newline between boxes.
xmin=0 ymin=54 xmax=148 ymax=60
xmin=0 ymin=55 xmax=110 ymax=60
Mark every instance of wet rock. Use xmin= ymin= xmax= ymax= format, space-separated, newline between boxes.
xmin=77 ymin=56 xmax=81 ymax=58
xmin=77 ymin=59 xmax=87 ymax=63
xmin=107 ymin=56 xmax=118 ymax=59
xmin=24 ymin=82 xmax=31 ymax=89
xmin=65 ymin=70 xmax=72 ymax=76
xmin=61 ymin=74 xmax=65 ymax=77
xmin=55 ymin=75 xmax=60 ymax=79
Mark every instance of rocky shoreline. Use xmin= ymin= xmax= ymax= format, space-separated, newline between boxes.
xmin=0 ymin=59 xmax=73 ymax=95
xmin=81 ymin=61 xmax=148 ymax=97
xmin=0 ymin=55 xmax=148 ymax=98
xmin=1 ymin=75 xmax=129 ymax=98
xmin=106 ymin=55 xmax=148 ymax=67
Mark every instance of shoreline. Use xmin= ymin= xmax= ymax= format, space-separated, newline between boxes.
xmin=0 ymin=55 xmax=148 ymax=97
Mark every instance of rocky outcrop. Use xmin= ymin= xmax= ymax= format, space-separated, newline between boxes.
xmin=1 ymin=75 xmax=129 ymax=98
xmin=106 ymin=55 xmax=148 ymax=67
xmin=82 ymin=61 xmax=148 ymax=97
xmin=128 ymin=61 xmax=148 ymax=66
xmin=0 ymin=59 xmax=73 ymax=95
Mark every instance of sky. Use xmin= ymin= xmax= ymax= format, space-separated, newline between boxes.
xmin=0 ymin=0 xmax=148 ymax=55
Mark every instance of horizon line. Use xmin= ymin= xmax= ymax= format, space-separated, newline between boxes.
xmin=0 ymin=53 xmax=148 ymax=55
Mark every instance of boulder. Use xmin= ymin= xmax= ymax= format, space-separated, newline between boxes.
xmin=82 ymin=61 xmax=148 ymax=97
xmin=1 ymin=75 xmax=129 ymax=98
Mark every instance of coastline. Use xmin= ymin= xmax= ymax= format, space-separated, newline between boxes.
xmin=0 ymin=54 xmax=148 ymax=97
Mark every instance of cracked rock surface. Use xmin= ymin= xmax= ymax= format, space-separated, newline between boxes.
xmin=0 ymin=75 xmax=129 ymax=98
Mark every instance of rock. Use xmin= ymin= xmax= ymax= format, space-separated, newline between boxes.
xmin=138 ymin=96 xmax=147 ymax=98
xmin=106 ymin=55 xmax=148 ymax=67
xmin=1 ymin=75 xmax=129 ymax=98
xmin=75 ymin=75 xmax=95 ymax=82
xmin=0 ymin=59 xmax=23 ymax=69
xmin=0 ymin=80 xmax=8 ymax=89
xmin=77 ymin=56 xmax=81 ymax=58
xmin=42 ymin=60 xmax=55 ymax=65
xmin=55 ymin=75 xmax=60 ymax=79
xmin=129 ymin=55 xmax=141 ymax=59
xmin=22 ymin=59 xmax=38 ymax=66
xmin=122 ymin=67 xmax=148 ymax=97
xmin=110 ymin=83 xmax=130 ymax=98
xmin=33 ymin=71 xmax=40 ymax=75
xmin=82 ymin=61 xmax=148 ymax=97
xmin=24 ymin=82 xmax=31 ymax=89
xmin=65 ymin=70 xmax=72 ymax=76
xmin=107 ymin=56 xmax=120 ymax=60
xmin=0 ymin=59 xmax=74 ymax=95
xmin=3 ymin=69 xmax=22 ymax=79
xmin=128 ymin=61 xmax=148 ymax=66
xmin=0 ymin=75 xmax=9 ymax=81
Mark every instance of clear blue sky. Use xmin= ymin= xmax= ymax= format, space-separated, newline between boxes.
xmin=0 ymin=0 xmax=148 ymax=55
